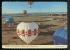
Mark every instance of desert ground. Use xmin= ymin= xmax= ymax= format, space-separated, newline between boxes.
xmin=2 ymin=14 xmax=67 ymax=45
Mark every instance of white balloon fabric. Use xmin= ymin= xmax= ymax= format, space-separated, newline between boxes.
xmin=17 ymin=22 xmax=39 ymax=44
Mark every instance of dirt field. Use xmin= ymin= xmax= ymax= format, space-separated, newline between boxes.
xmin=2 ymin=15 xmax=67 ymax=45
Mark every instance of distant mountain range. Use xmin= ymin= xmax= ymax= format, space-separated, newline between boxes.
xmin=2 ymin=12 xmax=67 ymax=15
xmin=2 ymin=12 xmax=67 ymax=17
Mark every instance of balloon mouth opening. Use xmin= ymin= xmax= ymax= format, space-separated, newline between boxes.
xmin=24 ymin=20 xmax=32 ymax=23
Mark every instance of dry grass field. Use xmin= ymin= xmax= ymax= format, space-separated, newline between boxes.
xmin=2 ymin=14 xmax=67 ymax=45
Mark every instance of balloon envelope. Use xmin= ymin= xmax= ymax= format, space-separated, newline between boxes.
xmin=53 ymin=27 xmax=67 ymax=45
xmin=23 ymin=10 xmax=27 ymax=15
xmin=5 ymin=16 xmax=14 ymax=23
xmin=27 ymin=2 xmax=34 ymax=8
xmin=9 ymin=18 xmax=14 ymax=23
xmin=6 ymin=15 xmax=11 ymax=22
xmin=17 ymin=22 xmax=39 ymax=44
xmin=27 ymin=2 xmax=34 ymax=5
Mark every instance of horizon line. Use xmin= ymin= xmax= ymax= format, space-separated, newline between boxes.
xmin=2 ymin=12 xmax=67 ymax=14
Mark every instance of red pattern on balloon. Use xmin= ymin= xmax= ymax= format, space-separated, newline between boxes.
xmin=17 ymin=29 xmax=40 ymax=36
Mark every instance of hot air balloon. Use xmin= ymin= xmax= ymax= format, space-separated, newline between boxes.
xmin=23 ymin=10 xmax=27 ymax=15
xmin=27 ymin=2 xmax=34 ymax=8
xmin=5 ymin=15 xmax=15 ymax=28
xmin=16 ymin=21 xmax=40 ymax=45
xmin=53 ymin=27 xmax=67 ymax=45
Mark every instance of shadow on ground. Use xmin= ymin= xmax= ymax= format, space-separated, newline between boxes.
xmin=38 ymin=31 xmax=55 ymax=36
xmin=2 ymin=28 xmax=16 ymax=31
xmin=39 ymin=25 xmax=58 ymax=29
xmin=33 ymin=21 xmax=50 ymax=22
xmin=39 ymin=41 xmax=54 ymax=45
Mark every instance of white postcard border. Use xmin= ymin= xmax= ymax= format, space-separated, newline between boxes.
xmin=2 ymin=45 xmax=67 ymax=49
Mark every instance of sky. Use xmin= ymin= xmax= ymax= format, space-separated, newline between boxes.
xmin=2 ymin=2 xmax=67 ymax=14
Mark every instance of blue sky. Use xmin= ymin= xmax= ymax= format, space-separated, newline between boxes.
xmin=2 ymin=2 xmax=67 ymax=14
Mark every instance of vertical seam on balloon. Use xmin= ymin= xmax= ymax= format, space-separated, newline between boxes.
xmin=28 ymin=29 xmax=31 ymax=36
xmin=34 ymin=29 xmax=36 ymax=36
xmin=22 ymin=30 xmax=25 ymax=36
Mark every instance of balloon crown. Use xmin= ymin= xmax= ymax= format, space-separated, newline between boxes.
xmin=24 ymin=20 xmax=32 ymax=23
